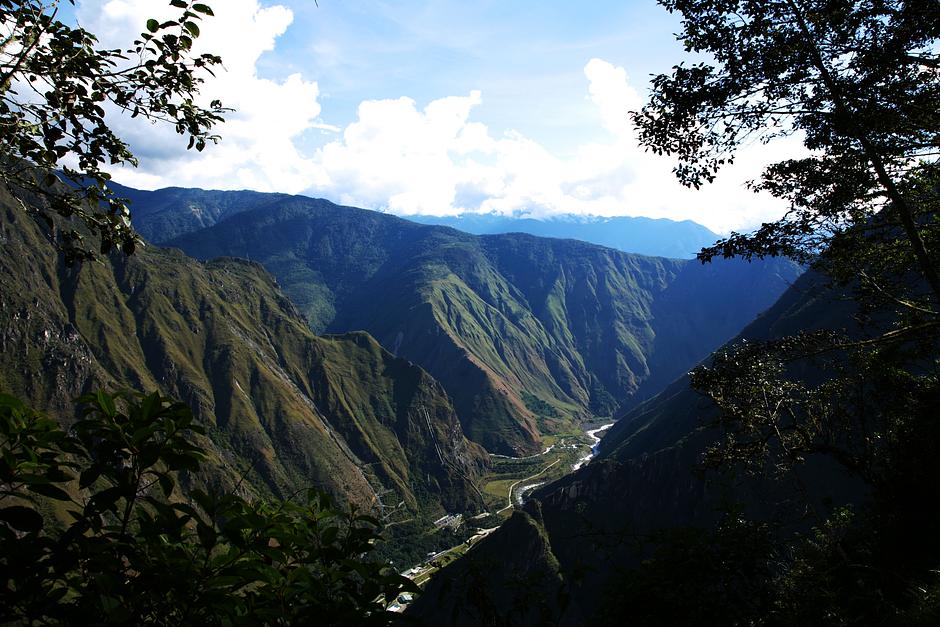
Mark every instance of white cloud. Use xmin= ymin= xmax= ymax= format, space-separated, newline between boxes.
xmin=79 ymin=2 xmax=798 ymax=233
xmin=307 ymin=58 xmax=799 ymax=233
xmin=77 ymin=0 xmax=329 ymax=193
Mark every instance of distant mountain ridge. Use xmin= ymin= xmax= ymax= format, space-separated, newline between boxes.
xmin=405 ymin=212 xmax=720 ymax=259
xmin=113 ymin=181 xmax=719 ymax=260
xmin=108 ymin=181 xmax=290 ymax=244
xmin=115 ymin=186 xmax=802 ymax=456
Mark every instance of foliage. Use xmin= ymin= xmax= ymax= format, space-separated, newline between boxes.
xmin=0 ymin=390 xmax=415 ymax=625
xmin=595 ymin=514 xmax=779 ymax=626
xmin=0 ymin=0 xmax=226 ymax=262
xmin=691 ymin=330 xmax=940 ymax=482
xmin=635 ymin=0 xmax=940 ymax=305
xmin=632 ymin=0 xmax=940 ymax=621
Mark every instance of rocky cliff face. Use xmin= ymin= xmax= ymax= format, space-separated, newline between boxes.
xmin=0 ymin=196 xmax=487 ymax=520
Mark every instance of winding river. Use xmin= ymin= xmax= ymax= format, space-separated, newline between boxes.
xmin=572 ymin=422 xmax=614 ymax=470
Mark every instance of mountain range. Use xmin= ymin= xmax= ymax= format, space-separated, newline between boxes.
xmin=119 ymin=187 xmax=801 ymax=455
xmin=407 ymin=270 xmax=869 ymax=625
xmin=2 ymin=181 xmax=804 ymax=576
xmin=406 ymin=212 xmax=720 ymax=259
xmin=0 ymin=191 xmax=486 ymax=526
xmin=109 ymin=181 xmax=720 ymax=261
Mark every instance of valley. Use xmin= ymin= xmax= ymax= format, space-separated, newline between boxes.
xmin=0 ymin=181 xmax=803 ymax=576
xmin=3 ymin=2 xmax=936 ymax=623
xmin=372 ymin=417 xmax=610 ymax=569
xmin=2 ymin=173 xmax=933 ymax=627
xmin=387 ymin=419 xmax=614 ymax=613
xmin=124 ymin=187 xmax=801 ymax=456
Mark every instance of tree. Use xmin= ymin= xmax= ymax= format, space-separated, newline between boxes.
xmin=0 ymin=0 xmax=226 ymax=262
xmin=634 ymin=0 xmax=940 ymax=310
xmin=0 ymin=390 xmax=415 ymax=625
xmin=634 ymin=0 xmax=940 ymax=620
xmin=636 ymin=0 xmax=940 ymax=467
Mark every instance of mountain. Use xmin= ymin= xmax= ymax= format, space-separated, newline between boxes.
xmin=109 ymin=183 xmax=719 ymax=260
xmin=149 ymin=191 xmax=800 ymax=454
xmin=407 ymin=271 xmax=866 ymax=625
xmin=108 ymin=181 xmax=291 ymax=244
xmin=406 ymin=212 xmax=720 ymax=259
xmin=0 ymin=192 xmax=487 ymax=523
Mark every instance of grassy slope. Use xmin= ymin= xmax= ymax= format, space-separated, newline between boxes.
xmin=0 ymin=198 xmax=487 ymax=521
xmin=165 ymin=195 xmax=799 ymax=455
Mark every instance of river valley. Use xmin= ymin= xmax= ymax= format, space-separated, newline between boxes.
xmin=388 ymin=419 xmax=616 ymax=612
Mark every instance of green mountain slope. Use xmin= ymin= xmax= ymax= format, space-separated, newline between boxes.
xmin=156 ymin=192 xmax=800 ymax=454
xmin=0 ymin=196 xmax=487 ymax=522
xmin=409 ymin=271 xmax=864 ymax=624
xmin=108 ymin=181 xmax=291 ymax=244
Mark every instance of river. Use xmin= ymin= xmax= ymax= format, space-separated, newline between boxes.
xmin=572 ymin=422 xmax=614 ymax=470
xmin=393 ymin=420 xmax=617 ymax=609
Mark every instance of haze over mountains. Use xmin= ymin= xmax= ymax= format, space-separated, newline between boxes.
xmin=407 ymin=213 xmax=721 ymax=259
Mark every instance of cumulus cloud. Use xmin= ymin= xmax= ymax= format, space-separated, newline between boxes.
xmin=77 ymin=0 xmax=329 ymax=193
xmin=80 ymin=1 xmax=798 ymax=233
xmin=308 ymin=58 xmax=799 ymax=232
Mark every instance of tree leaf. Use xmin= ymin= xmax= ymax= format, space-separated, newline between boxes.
xmin=0 ymin=505 xmax=44 ymax=532
xmin=27 ymin=483 xmax=71 ymax=501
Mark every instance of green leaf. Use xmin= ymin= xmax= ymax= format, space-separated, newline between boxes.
xmin=157 ymin=473 xmax=174 ymax=497
xmin=146 ymin=18 xmax=159 ymax=33
xmin=131 ymin=423 xmax=159 ymax=446
xmin=193 ymin=4 xmax=214 ymax=16
xmin=96 ymin=390 xmax=116 ymax=418
xmin=0 ymin=393 xmax=26 ymax=412
xmin=0 ymin=505 xmax=44 ymax=532
xmin=196 ymin=521 xmax=217 ymax=549
xmin=78 ymin=465 xmax=101 ymax=488
xmin=183 ymin=21 xmax=200 ymax=38
xmin=27 ymin=483 xmax=71 ymax=501
xmin=88 ymin=486 xmax=123 ymax=513
xmin=206 ymin=575 xmax=245 ymax=589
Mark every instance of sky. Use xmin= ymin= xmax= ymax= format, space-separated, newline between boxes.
xmin=70 ymin=0 xmax=803 ymax=234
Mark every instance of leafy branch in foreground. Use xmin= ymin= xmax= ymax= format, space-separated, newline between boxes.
xmin=0 ymin=390 xmax=415 ymax=625
xmin=635 ymin=0 xmax=940 ymax=307
xmin=626 ymin=1 xmax=940 ymax=622
xmin=0 ymin=0 xmax=227 ymax=262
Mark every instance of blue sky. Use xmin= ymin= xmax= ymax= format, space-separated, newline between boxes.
xmin=72 ymin=1 xmax=800 ymax=233
xmin=266 ymin=2 xmax=685 ymax=153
